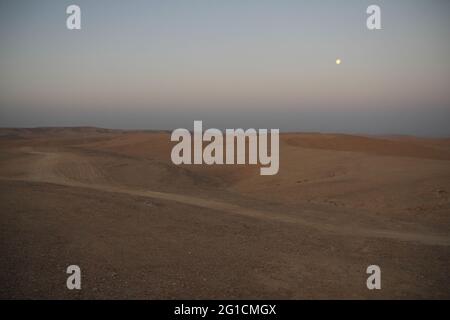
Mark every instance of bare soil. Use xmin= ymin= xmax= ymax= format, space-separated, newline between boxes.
xmin=0 ymin=128 xmax=449 ymax=299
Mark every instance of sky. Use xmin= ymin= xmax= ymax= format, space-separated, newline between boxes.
xmin=0 ymin=0 xmax=449 ymax=136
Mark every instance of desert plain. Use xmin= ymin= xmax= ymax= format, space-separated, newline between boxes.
xmin=0 ymin=127 xmax=449 ymax=299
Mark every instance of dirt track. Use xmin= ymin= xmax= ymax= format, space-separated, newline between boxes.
xmin=4 ymin=149 xmax=448 ymax=247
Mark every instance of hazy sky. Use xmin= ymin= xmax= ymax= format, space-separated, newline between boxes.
xmin=1 ymin=0 xmax=449 ymax=136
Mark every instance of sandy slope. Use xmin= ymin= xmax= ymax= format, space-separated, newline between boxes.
xmin=0 ymin=128 xmax=449 ymax=299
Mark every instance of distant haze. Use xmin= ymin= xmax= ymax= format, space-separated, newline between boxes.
xmin=1 ymin=0 xmax=450 ymax=136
